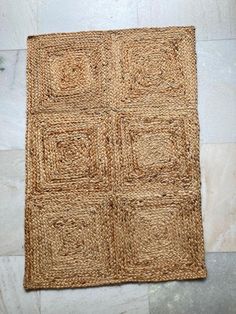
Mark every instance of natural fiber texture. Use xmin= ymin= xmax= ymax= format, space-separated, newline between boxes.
xmin=24 ymin=26 xmax=207 ymax=290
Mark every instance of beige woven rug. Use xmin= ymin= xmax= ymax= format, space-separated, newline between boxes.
xmin=24 ymin=26 xmax=207 ymax=289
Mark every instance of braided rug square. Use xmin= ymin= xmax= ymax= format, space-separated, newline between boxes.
xmin=24 ymin=26 xmax=207 ymax=289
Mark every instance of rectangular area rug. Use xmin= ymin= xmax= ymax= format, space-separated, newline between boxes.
xmin=24 ymin=26 xmax=207 ymax=289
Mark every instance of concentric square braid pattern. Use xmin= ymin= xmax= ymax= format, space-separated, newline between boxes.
xmin=24 ymin=26 xmax=207 ymax=289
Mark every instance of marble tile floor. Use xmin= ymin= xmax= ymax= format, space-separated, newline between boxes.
xmin=1 ymin=0 xmax=236 ymax=49
xmin=0 ymin=254 xmax=235 ymax=314
xmin=149 ymin=253 xmax=236 ymax=314
xmin=0 ymin=0 xmax=236 ymax=313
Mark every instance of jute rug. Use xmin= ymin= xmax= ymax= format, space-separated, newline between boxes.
xmin=24 ymin=26 xmax=207 ymax=289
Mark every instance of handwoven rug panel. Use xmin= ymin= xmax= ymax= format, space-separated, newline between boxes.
xmin=24 ymin=26 xmax=207 ymax=289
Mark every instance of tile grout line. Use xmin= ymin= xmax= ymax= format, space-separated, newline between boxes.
xmin=0 ymin=255 xmax=25 ymax=257
xmin=0 ymin=149 xmax=25 ymax=152
xmin=200 ymin=142 xmax=236 ymax=145
xmin=197 ymin=37 xmax=236 ymax=42
xmin=147 ymin=285 xmax=152 ymax=314
xmin=39 ymin=291 xmax=42 ymax=314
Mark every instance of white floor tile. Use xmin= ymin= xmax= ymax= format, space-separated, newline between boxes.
xmin=38 ymin=0 xmax=138 ymax=34
xmin=201 ymin=144 xmax=236 ymax=252
xmin=1 ymin=0 xmax=236 ymax=49
xmin=0 ymin=256 xmax=40 ymax=314
xmin=139 ymin=0 xmax=236 ymax=40
xmin=0 ymin=150 xmax=25 ymax=256
xmin=0 ymin=50 xmax=26 ymax=150
xmin=41 ymin=284 xmax=149 ymax=314
xmin=0 ymin=0 xmax=37 ymax=50
xmin=197 ymin=40 xmax=236 ymax=143
xmin=149 ymin=253 xmax=236 ymax=314
xmin=37 ymin=0 xmax=236 ymax=41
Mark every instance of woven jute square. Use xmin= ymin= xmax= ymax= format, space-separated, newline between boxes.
xmin=24 ymin=26 xmax=207 ymax=289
